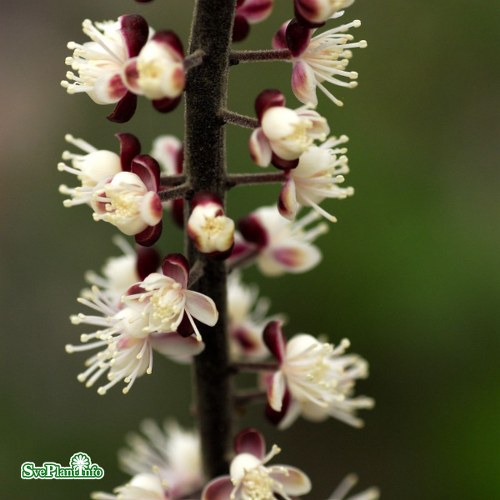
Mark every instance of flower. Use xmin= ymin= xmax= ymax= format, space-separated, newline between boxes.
xmin=230 ymin=206 xmax=328 ymax=276
xmin=65 ymin=284 xmax=204 ymax=395
xmin=187 ymin=193 xmax=235 ymax=256
xmin=85 ymin=236 xmax=160 ymax=303
xmin=58 ymin=134 xmax=122 ymax=207
xmin=249 ymin=89 xmax=329 ymax=168
xmin=119 ymin=420 xmax=204 ymax=498
xmin=278 ymin=136 xmax=353 ymax=221
xmin=233 ymin=0 xmax=274 ymax=42
xmin=92 ymin=472 xmax=167 ymax=500
xmin=202 ymin=428 xmax=311 ymax=500
xmin=263 ymin=321 xmax=374 ymax=428
xmin=227 ymin=272 xmax=284 ymax=361
xmin=151 ymin=135 xmax=183 ymax=176
xmin=294 ymin=0 xmax=355 ymax=27
xmin=61 ymin=16 xmax=150 ymax=123
xmin=125 ymin=31 xmax=185 ymax=106
xmin=328 ymin=474 xmax=380 ymax=500
xmin=273 ymin=17 xmax=367 ymax=106
xmin=124 ymin=253 xmax=218 ymax=341
xmin=91 ymin=154 xmax=163 ymax=245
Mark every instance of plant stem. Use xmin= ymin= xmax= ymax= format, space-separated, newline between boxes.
xmin=227 ymin=172 xmax=286 ymax=188
xmin=159 ymin=174 xmax=186 ymax=187
xmin=231 ymin=361 xmax=279 ymax=373
xmin=229 ymin=48 xmax=291 ymax=65
xmin=158 ymin=183 xmax=191 ymax=202
xmin=220 ymin=109 xmax=259 ymax=129
xmin=184 ymin=0 xmax=237 ymax=479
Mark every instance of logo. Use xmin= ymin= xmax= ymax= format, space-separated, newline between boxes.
xmin=21 ymin=452 xmax=105 ymax=480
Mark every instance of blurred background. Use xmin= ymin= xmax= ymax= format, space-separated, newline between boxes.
xmin=1 ymin=0 xmax=499 ymax=498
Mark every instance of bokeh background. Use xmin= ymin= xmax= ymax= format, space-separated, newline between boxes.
xmin=1 ymin=0 xmax=499 ymax=498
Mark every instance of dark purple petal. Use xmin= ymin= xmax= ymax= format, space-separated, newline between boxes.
xmin=107 ymin=92 xmax=138 ymax=123
xmin=120 ymin=14 xmax=149 ymax=57
xmin=202 ymin=476 xmax=233 ymax=500
xmin=238 ymin=214 xmax=268 ymax=247
xmin=285 ymin=18 xmax=312 ymax=57
xmin=131 ymin=154 xmax=161 ymax=191
xmin=234 ymin=428 xmax=266 ymax=458
xmin=124 ymin=283 xmax=147 ymax=296
xmin=152 ymin=95 xmax=182 ymax=113
xmin=272 ymin=21 xmax=289 ymax=50
xmin=135 ymin=220 xmax=162 ymax=247
xmin=191 ymin=192 xmax=223 ymax=210
xmin=237 ymin=0 xmax=273 ymax=23
xmin=293 ymin=2 xmax=326 ymax=28
xmin=171 ymin=198 xmax=185 ymax=228
xmin=115 ymin=132 xmax=141 ymax=172
xmin=161 ymin=253 xmax=189 ymax=287
xmin=265 ymin=389 xmax=291 ymax=425
xmin=232 ymin=15 xmax=250 ymax=42
xmin=263 ymin=320 xmax=286 ymax=362
xmin=255 ymin=89 xmax=286 ymax=122
xmin=152 ymin=30 xmax=185 ymax=59
xmin=136 ymin=246 xmax=161 ymax=280
xmin=271 ymin=153 xmax=299 ymax=170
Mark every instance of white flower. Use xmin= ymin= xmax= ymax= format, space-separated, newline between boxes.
xmin=274 ymin=17 xmax=367 ymax=106
xmin=125 ymin=254 xmax=218 ymax=341
xmin=92 ymin=472 xmax=166 ymax=500
xmin=61 ymin=16 xmax=150 ymax=105
xmin=250 ymin=104 xmax=329 ymax=166
xmin=92 ymin=171 xmax=162 ymax=235
xmin=264 ymin=322 xmax=374 ymax=428
xmin=134 ymin=37 xmax=185 ymax=100
xmin=187 ymin=197 xmax=235 ymax=255
xmin=151 ymin=135 xmax=183 ymax=176
xmin=119 ymin=420 xmax=204 ymax=498
xmin=202 ymin=429 xmax=311 ymax=500
xmin=227 ymin=272 xmax=284 ymax=361
xmin=328 ymin=474 xmax=380 ymax=500
xmin=233 ymin=206 xmax=328 ymax=276
xmin=65 ymin=285 xmax=204 ymax=395
xmin=279 ymin=136 xmax=354 ymax=221
xmin=58 ymin=134 xmax=122 ymax=207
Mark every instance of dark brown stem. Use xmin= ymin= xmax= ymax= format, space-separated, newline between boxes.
xmin=229 ymin=48 xmax=291 ymax=65
xmin=159 ymin=174 xmax=186 ymax=187
xmin=227 ymin=172 xmax=286 ymax=188
xmin=220 ymin=109 xmax=259 ymax=129
xmin=185 ymin=0 xmax=237 ymax=479
xmin=158 ymin=183 xmax=191 ymax=202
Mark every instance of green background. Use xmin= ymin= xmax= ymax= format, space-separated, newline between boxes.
xmin=1 ymin=0 xmax=499 ymax=498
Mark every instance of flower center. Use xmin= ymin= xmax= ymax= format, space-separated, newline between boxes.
xmin=148 ymin=282 xmax=184 ymax=332
xmin=235 ymin=467 xmax=275 ymax=500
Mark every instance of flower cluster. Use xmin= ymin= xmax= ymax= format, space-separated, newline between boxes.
xmin=61 ymin=16 xmax=185 ymax=122
xmin=58 ymin=0 xmax=376 ymax=498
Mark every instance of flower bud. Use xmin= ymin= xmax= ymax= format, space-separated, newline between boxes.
xmin=187 ymin=194 xmax=235 ymax=256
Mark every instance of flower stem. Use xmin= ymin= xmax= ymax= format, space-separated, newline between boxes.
xmin=158 ymin=183 xmax=191 ymax=202
xmin=234 ymin=389 xmax=268 ymax=407
xmin=229 ymin=48 xmax=291 ymax=65
xmin=184 ymin=48 xmax=206 ymax=71
xmin=159 ymin=174 xmax=186 ymax=187
xmin=227 ymin=172 xmax=286 ymax=188
xmin=184 ymin=0 xmax=237 ymax=479
xmin=219 ymin=109 xmax=259 ymax=129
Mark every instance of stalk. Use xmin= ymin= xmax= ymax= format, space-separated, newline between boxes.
xmin=184 ymin=0 xmax=237 ymax=479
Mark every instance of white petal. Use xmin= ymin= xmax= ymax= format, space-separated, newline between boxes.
xmin=185 ymin=291 xmax=219 ymax=326
xmin=268 ymin=371 xmax=286 ymax=411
